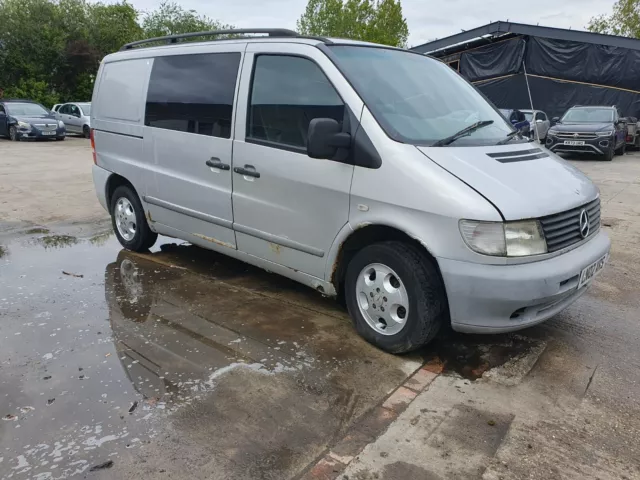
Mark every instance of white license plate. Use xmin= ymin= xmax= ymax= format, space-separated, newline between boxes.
xmin=563 ymin=140 xmax=585 ymax=146
xmin=578 ymin=254 xmax=607 ymax=289
xmin=41 ymin=131 xmax=55 ymax=136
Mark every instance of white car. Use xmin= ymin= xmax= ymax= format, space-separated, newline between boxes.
xmin=54 ymin=102 xmax=91 ymax=138
xmin=521 ymin=109 xmax=551 ymax=141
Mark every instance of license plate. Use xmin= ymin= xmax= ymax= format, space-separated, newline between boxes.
xmin=563 ymin=140 xmax=585 ymax=146
xmin=41 ymin=131 xmax=55 ymax=136
xmin=578 ymin=254 xmax=607 ymax=289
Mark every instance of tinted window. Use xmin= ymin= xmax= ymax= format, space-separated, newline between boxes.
xmin=535 ymin=111 xmax=545 ymax=121
xmin=247 ymin=55 xmax=344 ymax=149
xmin=145 ymin=53 xmax=241 ymax=139
xmin=59 ymin=104 xmax=70 ymax=114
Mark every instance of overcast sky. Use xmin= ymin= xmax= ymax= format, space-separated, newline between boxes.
xmin=127 ymin=0 xmax=616 ymax=47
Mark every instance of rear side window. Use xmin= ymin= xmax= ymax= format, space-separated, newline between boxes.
xmin=145 ymin=53 xmax=240 ymax=139
xmin=247 ymin=55 xmax=344 ymax=149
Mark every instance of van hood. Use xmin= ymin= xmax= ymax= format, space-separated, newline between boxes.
xmin=416 ymin=144 xmax=599 ymax=220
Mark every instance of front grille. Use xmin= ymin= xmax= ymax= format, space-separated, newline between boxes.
xmin=34 ymin=123 xmax=57 ymax=131
xmin=539 ymin=198 xmax=600 ymax=253
xmin=556 ymin=132 xmax=598 ymax=140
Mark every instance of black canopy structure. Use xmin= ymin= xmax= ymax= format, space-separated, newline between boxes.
xmin=411 ymin=21 xmax=640 ymax=120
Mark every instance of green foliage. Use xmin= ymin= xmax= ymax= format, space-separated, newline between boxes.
xmin=588 ymin=0 xmax=640 ymax=38
xmin=297 ymin=0 xmax=409 ymax=47
xmin=0 ymin=0 xmax=231 ymax=105
xmin=3 ymin=79 xmax=60 ymax=108
xmin=142 ymin=1 xmax=231 ymax=38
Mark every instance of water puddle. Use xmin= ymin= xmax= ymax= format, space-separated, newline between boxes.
xmin=0 ymin=231 xmax=419 ymax=479
xmin=421 ymin=332 xmax=546 ymax=382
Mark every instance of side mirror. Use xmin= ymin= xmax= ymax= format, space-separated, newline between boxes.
xmin=552 ymin=117 xmax=560 ymax=123
xmin=307 ymin=118 xmax=350 ymax=159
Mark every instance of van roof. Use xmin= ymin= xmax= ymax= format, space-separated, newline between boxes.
xmin=104 ymin=28 xmax=386 ymax=63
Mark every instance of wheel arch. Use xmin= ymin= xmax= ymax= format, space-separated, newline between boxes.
xmin=106 ymin=173 xmax=136 ymax=207
xmin=328 ymin=223 xmax=443 ymax=302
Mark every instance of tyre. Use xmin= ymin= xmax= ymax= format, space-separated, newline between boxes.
xmin=56 ymin=136 xmax=65 ymax=141
xmin=83 ymin=125 xmax=90 ymax=139
xmin=615 ymin=142 xmax=625 ymax=156
xmin=110 ymin=184 xmax=157 ymax=252
xmin=344 ymin=241 xmax=447 ymax=354
xmin=9 ymin=126 xmax=19 ymax=141
xmin=603 ymin=148 xmax=614 ymax=161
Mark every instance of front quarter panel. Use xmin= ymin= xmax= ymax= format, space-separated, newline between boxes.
xmin=344 ymin=108 xmax=503 ymax=266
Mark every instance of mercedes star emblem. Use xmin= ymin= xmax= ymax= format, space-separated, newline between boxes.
xmin=579 ymin=209 xmax=590 ymax=238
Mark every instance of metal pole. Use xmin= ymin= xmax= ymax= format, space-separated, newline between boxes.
xmin=523 ymin=62 xmax=540 ymax=143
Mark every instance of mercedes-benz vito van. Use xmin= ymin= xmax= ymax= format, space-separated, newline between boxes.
xmin=91 ymin=29 xmax=610 ymax=354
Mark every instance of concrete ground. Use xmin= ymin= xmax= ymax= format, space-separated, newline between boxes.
xmin=0 ymin=138 xmax=639 ymax=480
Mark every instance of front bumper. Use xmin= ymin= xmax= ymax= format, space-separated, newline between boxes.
xmin=546 ymin=135 xmax=612 ymax=155
xmin=17 ymin=125 xmax=66 ymax=139
xmin=438 ymin=230 xmax=611 ymax=333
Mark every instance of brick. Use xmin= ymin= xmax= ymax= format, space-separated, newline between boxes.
xmin=404 ymin=367 xmax=439 ymax=392
xmin=300 ymin=455 xmax=346 ymax=480
xmin=331 ymin=407 xmax=398 ymax=458
xmin=382 ymin=386 xmax=417 ymax=413
xmin=422 ymin=358 xmax=445 ymax=374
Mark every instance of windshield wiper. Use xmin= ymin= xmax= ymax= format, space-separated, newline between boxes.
xmin=495 ymin=129 xmax=521 ymax=145
xmin=431 ymin=120 xmax=494 ymax=147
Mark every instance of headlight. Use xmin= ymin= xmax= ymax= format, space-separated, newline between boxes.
xmin=596 ymin=130 xmax=613 ymax=137
xmin=459 ymin=220 xmax=547 ymax=257
xmin=547 ymin=129 xmax=558 ymax=136
xmin=17 ymin=121 xmax=31 ymax=129
xmin=58 ymin=120 xmax=65 ymax=128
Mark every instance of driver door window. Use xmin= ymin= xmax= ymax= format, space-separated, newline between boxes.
xmin=247 ymin=55 xmax=345 ymax=151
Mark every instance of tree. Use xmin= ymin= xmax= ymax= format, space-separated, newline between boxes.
xmin=142 ymin=1 xmax=232 ymax=38
xmin=297 ymin=0 xmax=409 ymax=47
xmin=0 ymin=0 xmax=231 ymax=107
xmin=588 ymin=0 xmax=640 ymax=38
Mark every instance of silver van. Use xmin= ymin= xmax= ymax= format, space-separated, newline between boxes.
xmin=91 ymin=29 xmax=610 ymax=353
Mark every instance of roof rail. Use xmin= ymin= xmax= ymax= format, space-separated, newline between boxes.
xmin=120 ymin=28 xmax=328 ymax=51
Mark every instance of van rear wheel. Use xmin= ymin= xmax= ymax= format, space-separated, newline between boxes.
xmin=344 ymin=241 xmax=447 ymax=354
xmin=110 ymin=185 xmax=157 ymax=252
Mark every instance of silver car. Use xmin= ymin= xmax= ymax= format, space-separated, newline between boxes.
xmin=55 ymin=102 xmax=91 ymax=138
xmin=522 ymin=109 xmax=551 ymax=141
xmin=90 ymin=29 xmax=610 ymax=353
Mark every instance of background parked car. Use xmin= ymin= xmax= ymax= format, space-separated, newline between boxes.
xmin=499 ymin=109 xmax=531 ymax=137
xmin=0 ymin=99 xmax=66 ymax=141
xmin=546 ymin=105 xmax=625 ymax=161
xmin=54 ymin=102 xmax=91 ymax=138
xmin=623 ymin=116 xmax=640 ymax=149
xmin=51 ymin=104 xmax=62 ymax=113
xmin=521 ymin=109 xmax=550 ymax=141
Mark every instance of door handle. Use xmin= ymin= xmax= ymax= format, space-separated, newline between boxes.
xmin=205 ymin=158 xmax=230 ymax=171
xmin=233 ymin=164 xmax=260 ymax=178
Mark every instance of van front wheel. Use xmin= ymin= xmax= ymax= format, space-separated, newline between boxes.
xmin=110 ymin=185 xmax=157 ymax=252
xmin=344 ymin=241 xmax=447 ymax=354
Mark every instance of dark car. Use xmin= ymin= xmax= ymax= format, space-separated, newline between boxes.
xmin=499 ymin=109 xmax=531 ymax=138
xmin=0 ymin=99 xmax=66 ymax=141
xmin=545 ymin=106 xmax=626 ymax=161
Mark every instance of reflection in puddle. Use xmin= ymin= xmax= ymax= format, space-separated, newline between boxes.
xmin=0 ymin=244 xmax=7 ymax=258
xmin=31 ymin=234 xmax=79 ymax=250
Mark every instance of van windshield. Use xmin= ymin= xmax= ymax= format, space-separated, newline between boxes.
xmin=329 ymin=46 xmax=516 ymax=146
